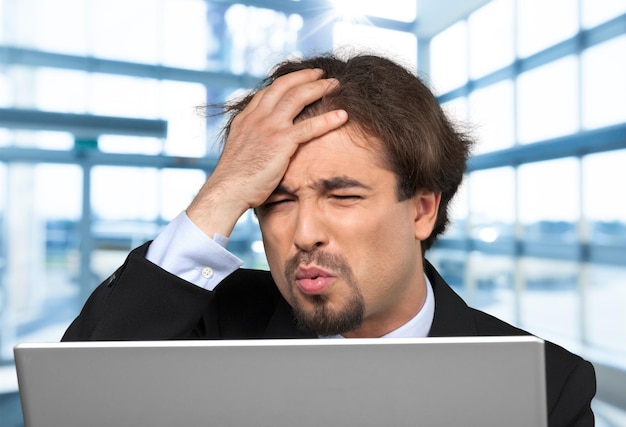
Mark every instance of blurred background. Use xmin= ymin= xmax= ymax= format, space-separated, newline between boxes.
xmin=0 ymin=0 xmax=625 ymax=425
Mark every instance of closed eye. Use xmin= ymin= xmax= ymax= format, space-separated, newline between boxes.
xmin=259 ymin=198 xmax=294 ymax=212
xmin=330 ymin=194 xmax=363 ymax=202
xmin=264 ymin=198 xmax=292 ymax=206
xmin=332 ymin=194 xmax=362 ymax=199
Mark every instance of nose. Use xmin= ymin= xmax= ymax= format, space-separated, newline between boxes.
xmin=293 ymin=202 xmax=328 ymax=252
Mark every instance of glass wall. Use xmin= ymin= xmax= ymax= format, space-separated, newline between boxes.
xmin=429 ymin=0 xmax=626 ymax=382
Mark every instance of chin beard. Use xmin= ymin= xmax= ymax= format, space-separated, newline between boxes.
xmin=292 ymin=293 xmax=365 ymax=336
xmin=284 ymin=250 xmax=365 ymax=336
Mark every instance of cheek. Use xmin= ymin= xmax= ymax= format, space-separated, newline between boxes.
xmin=259 ymin=214 xmax=293 ymax=255
xmin=345 ymin=209 xmax=418 ymax=289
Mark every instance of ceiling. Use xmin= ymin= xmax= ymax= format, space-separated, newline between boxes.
xmin=415 ymin=0 xmax=491 ymax=38
xmin=212 ymin=0 xmax=493 ymax=39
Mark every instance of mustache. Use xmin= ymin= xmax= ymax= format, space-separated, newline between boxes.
xmin=284 ymin=250 xmax=352 ymax=280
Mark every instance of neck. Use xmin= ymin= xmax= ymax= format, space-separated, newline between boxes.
xmin=342 ymin=275 xmax=427 ymax=338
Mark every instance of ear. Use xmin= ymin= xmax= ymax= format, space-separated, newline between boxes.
xmin=413 ymin=190 xmax=441 ymax=241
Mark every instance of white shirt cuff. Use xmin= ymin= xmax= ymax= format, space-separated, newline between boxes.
xmin=146 ymin=211 xmax=243 ymax=291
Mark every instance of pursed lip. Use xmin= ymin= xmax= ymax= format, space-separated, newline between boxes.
xmin=295 ymin=265 xmax=334 ymax=280
xmin=294 ymin=265 xmax=336 ymax=295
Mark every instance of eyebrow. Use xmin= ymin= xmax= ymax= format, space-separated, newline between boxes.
xmin=315 ymin=176 xmax=372 ymax=192
xmin=270 ymin=176 xmax=372 ymax=197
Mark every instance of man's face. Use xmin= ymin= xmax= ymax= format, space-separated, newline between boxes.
xmin=256 ymin=126 xmax=439 ymax=338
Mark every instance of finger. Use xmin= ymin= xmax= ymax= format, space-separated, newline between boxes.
xmin=287 ymin=109 xmax=349 ymax=145
xmin=234 ymin=77 xmax=338 ymax=131
xmin=270 ymin=78 xmax=339 ymax=121
xmin=254 ymin=68 xmax=325 ymax=112
xmin=235 ymin=69 xmax=323 ymax=121
xmin=238 ymin=86 xmax=268 ymax=118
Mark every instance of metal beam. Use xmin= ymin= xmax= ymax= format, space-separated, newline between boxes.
xmin=468 ymin=124 xmax=626 ymax=171
xmin=0 ymin=108 xmax=167 ymax=138
xmin=0 ymin=146 xmax=219 ymax=170
xmin=0 ymin=47 xmax=259 ymax=88
xmin=434 ymin=238 xmax=626 ymax=267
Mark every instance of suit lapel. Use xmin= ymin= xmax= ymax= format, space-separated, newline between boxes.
xmin=424 ymin=260 xmax=479 ymax=337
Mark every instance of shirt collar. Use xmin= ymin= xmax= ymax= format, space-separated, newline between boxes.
xmin=322 ymin=274 xmax=435 ymax=339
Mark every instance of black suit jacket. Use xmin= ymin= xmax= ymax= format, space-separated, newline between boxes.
xmin=63 ymin=243 xmax=596 ymax=427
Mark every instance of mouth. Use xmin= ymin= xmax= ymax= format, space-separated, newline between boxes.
xmin=295 ymin=266 xmax=335 ymax=295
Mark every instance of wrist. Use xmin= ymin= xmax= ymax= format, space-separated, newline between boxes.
xmin=186 ymin=184 xmax=249 ymax=238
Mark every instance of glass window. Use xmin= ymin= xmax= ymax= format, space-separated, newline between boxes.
xmin=34 ymin=0 xmax=89 ymax=55
xmin=224 ymin=5 xmax=302 ymax=76
xmin=441 ymin=96 xmax=468 ymax=125
xmin=468 ymin=0 xmax=515 ymax=79
xmin=1 ymin=163 xmax=82 ymax=359
xmin=581 ymin=35 xmax=626 ymax=130
xmin=5 ymin=65 xmax=37 ymax=109
xmin=2 ymin=0 xmax=84 ymax=53
xmin=160 ymin=0 xmax=210 ymax=69
xmin=160 ymin=80 xmax=208 ymax=157
xmin=35 ymin=164 xmax=83 ymax=220
xmin=90 ymin=166 xmax=162 ymax=282
xmin=581 ymin=0 xmax=626 ymax=29
xmin=88 ymin=74 xmax=160 ymax=119
xmin=35 ymin=68 xmax=89 ymax=114
xmin=159 ymin=168 xmax=206 ymax=221
xmin=520 ymin=258 xmax=580 ymax=342
xmin=92 ymin=0 xmax=159 ymax=64
xmin=585 ymin=265 xmax=626 ymax=354
xmin=33 ymin=131 xmax=74 ymax=151
xmin=0 ymin=129 xmax=11 ymax=147
xmin=518 ymin=158 xmax=580 ymax=241
xmin=333 ymin=23 xmax=417 ymax=67
xmin=468 ymin=253 xmax=516 ymax=324
xmin=332 ymin=0 xmax=417 ymax=23
xmin=91 ymin=166 xmax=159 ymax=221
xmin=98 ymin=136 xmax=163 ymax=155
xmin=516 ymin=55 xmax=579 ymax=143
xmin=0 ymin=162 xmax=6 ymax=210
xmin=468 ymin=80 xmax=515 ymax=153
xmin=6 ymin=130 xmax=74 ymax=150
xmin=517 ymin=0 xmax=579 ymax=58
xmin=0 ymin=72 xmax=12 ymax=107
xmin=430 ymin=21 xmax=468 ymax=95
xmin=468 ymin=167 xmax=516 ymax=242
xmin=583 ymin=150 xmax=626 ymax=245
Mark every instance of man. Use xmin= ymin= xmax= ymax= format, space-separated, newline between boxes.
xmin=63 ymin=54 xmax=596 ymax=426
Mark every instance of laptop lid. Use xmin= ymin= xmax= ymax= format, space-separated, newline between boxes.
xmin=14 ymin=336 xmax=547 ymax=427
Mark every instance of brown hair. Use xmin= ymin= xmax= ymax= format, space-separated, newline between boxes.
xmin=221 ymin=53 xmax=474 ymax=251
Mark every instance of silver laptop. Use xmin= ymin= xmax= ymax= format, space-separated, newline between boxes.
xmin=14 ymin=336 xmax=547 ymax=427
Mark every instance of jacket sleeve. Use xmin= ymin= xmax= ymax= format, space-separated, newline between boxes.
xmin=546 ymin=353 xmax=596 ymax=427
xmin=62 ymin=242 xmax=216 ymax=341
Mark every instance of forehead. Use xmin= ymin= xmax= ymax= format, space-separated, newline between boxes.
xmin=282 ymin=125 xmax=393 ymax=188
